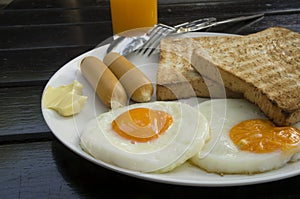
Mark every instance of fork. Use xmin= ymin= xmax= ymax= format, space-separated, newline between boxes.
xmin=137 ymin=18 xmax=216 ymax=56
xmin=137 ymin=13 xmax=264 ymax=56
xmin=136 ymin=24 xmax=176 ymax=56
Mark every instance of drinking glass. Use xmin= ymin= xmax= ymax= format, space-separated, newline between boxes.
xmin=110 ymin=0 xmax=158 ymax=34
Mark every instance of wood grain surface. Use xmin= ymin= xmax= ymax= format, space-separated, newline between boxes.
xmin=0 ymin=0 xmax=299 ymax=198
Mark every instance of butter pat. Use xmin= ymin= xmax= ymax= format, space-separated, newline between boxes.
xmin=42 ymin=80 xmax=88 ymax=116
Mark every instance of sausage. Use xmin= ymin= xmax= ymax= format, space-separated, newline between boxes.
xmin=80 ymin=56 xmax=127 ymax=109
xmin=103 ymin=52 xmax=153 ymax=102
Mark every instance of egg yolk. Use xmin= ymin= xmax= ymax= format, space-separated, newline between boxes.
xmin=112 ymin=108 xmax=173 ymax=142
xmin=230 ymin=119 xmax=300 ymax=153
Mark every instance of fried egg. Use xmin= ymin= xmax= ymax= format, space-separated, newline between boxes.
xmin=80 ymin=101 xmax=209 ymax=173
xmin=191 ymin=99 xmax=300 ymax=174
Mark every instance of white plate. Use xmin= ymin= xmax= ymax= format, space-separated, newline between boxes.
xmin=41 ymin=32 xmax=300 ymax=187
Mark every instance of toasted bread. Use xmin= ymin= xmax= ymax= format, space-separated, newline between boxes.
xmin=191 ymin=27 xmax=300 ymax=126
xmin=156 ymin=37 xmax=242 ymax=100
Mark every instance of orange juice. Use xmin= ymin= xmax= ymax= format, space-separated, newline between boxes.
xmin=110 ymin=0 xmax=157 ymax=34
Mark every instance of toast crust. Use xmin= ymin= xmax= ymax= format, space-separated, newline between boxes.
xmin=156 ymin=37 xmax=241 ymax=100
xmin=191 ymin=27 xmax=300 ymax=126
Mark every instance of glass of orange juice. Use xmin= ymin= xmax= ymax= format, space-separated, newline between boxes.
xmin=110 ymin=0 xmax=158 ymax=34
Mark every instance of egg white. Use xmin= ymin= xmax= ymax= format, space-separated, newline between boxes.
xmin=191 ymin=99 xmax=300 ymax=174
xmin=80 ymin=101 xmax=209 ymax=173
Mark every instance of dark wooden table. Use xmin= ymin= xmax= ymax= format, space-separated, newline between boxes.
xmin=1 ymin=0 xmax=299 ymax=198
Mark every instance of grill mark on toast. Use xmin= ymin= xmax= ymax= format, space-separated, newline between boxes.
xmin=191 ymin=27 xmax=300 ymax=125
xmin=157 ymin=36 xmax=241 ymax=100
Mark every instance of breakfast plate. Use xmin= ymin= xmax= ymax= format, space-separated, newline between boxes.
xmin=41 ymin=32 xmax=300 ymax=186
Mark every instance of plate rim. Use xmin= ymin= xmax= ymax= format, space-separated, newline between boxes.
xmin=41 ymin=32 xmax=300 ymax=187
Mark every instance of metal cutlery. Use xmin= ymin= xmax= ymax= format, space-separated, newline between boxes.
xmin=107 ymin=13 xmax=264 ymax=57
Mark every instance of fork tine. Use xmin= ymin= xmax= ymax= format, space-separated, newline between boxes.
xmin=137 ymin=23 xmax=175 ymax=56
xmin=139 ymin=27 xmax=166 ymax=55
xmin=137 ymin=25 xmax=163 ymax=54
xmin=144 ymin=28 xmax=173 ymax=56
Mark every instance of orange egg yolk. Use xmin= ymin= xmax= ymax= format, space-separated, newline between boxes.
xmin=112 ymin=108 xmax=173 ymax=142
xmin=230 ymin=119 xmax=300 ymax=153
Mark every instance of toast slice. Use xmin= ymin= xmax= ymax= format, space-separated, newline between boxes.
xmin=156 ymin=37 xmax=242 ymax=100
xmin=191 ymin=27 xmax=300 ymax=126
